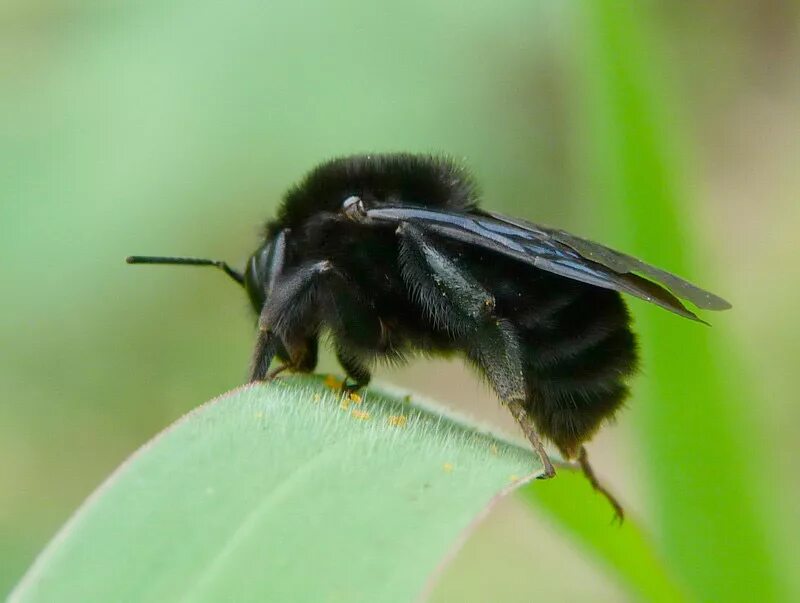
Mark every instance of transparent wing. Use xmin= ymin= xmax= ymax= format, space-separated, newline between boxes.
xmin=483 ymin=211 xmax=731 ymax=311
xmin=365 ymin=205 xmax=731 ymax=321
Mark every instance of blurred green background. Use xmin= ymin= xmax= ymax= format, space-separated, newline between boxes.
xmin=2 ymin=0 xmax=798 ymax=600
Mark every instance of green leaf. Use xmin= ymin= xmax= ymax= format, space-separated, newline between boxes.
xmin=10 ymin=378 xmax=541 ymax=603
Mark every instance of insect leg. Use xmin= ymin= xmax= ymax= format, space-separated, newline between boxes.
xmin=249 ymin=324 xmax=318 ymax=382
xmin=396 ymin=222 xmax=555 ymax=476
xmin=249 ymin=327 xmax=283 ymax=381
xmin=578 ymin=446 xmax=624 ymax=522
xmin=319 ymin=277 xmax=378 ymax=393
xmin=252 ymin=260 xmax=378 ymax=385
xmin=248 ymin=261 xmax=332 ymax=381
xmin=507 ymin=400 xmax=556 ymax=479
xmin=335 ymin=348 xmax=372 ymax=394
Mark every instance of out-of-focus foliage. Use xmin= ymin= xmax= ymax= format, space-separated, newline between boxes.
xmin=520 ymin=3 xmax=796 ymax=602
xmin=2 ymin=0 xmax=799 ymax=600
xmin=568 ymin=3 xmax=789 ymax=601
xmin=522 ymin=472 xmax=688 ymax=603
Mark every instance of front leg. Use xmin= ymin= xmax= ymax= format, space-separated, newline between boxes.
xmin=249 ymin=322 xmax=319 ymax=382
xmin=248 ymin=261 xmax=331 ymax=382
xmin=250 ymin=259 xmax=378 ymax=384
xmin=249 ymin=328 xmax=283 ymax=381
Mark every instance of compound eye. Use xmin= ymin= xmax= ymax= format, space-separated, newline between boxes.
xmin=342 ymin=195 xmax=367 ymax=221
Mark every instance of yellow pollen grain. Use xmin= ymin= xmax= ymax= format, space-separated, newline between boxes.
xmin=348 ymin=392 xmax=362 ymax=403
xmin=443 ymin=463 xmax=454 ymax=473
xmin=312 ymin=393 xmax=321 ymax=403
xmin=351 ymin=409 xmax=370 ymax=421
xmin=388 ymin=415 xmax=408 ymax=428
xmin=339 ymin=399 xmax=351 ymax=410
xmin=489 ymin=444 xmax=499 ymax=456
xmin=509 ymin=474 xmax=520 ymax=482
xmin=324 ymin=374 xmax=343 ymax=389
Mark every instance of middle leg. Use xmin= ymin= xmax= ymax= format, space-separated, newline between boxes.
xmin=335 ymin=347 xmax=372 ymax=394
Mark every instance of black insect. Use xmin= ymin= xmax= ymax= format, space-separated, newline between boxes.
xmin=127 ymin=153 xmax=730 ymax=518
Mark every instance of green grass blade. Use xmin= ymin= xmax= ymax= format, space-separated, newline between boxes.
xmin=572 ymin=2 xmax=787 ymax=601
xmin=520 ymin=474 xmax=688 ymax=603
xmin=9 ymin=379 xmax=541 ymax=603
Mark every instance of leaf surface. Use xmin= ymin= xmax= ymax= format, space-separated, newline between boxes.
xmin=11 ymin=379 xmax=541 ymax=603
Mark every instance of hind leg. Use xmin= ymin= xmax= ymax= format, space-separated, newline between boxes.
xmin=396 ymin=223 xmax=555 ymax=478
xmin=577 ymin=446 xmax=624 ymax=521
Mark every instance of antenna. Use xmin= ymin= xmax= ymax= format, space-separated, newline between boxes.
xmin=125 ymin=255 xmax=244 ymax=286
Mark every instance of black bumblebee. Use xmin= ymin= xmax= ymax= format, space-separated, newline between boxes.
xmin=128 ymin=153 xmax=730 ymax=518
